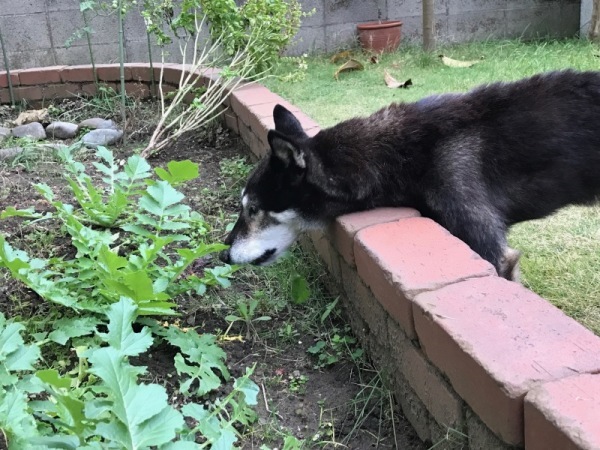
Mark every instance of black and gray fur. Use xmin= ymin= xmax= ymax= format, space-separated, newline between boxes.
xmin=221 ymin=70 xmax=600 ymax=279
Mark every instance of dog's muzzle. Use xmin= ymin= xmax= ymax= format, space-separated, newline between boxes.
xmin=219 ymin=248 xmax=276 ymax=265
xmin=219 ymin=249 xmax=232 ymax=264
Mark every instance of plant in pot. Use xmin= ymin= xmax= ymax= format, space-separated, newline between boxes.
xmin=357 ymin=5 xmax=402 ymax=53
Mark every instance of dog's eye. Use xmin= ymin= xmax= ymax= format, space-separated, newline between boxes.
xmin=247 ymin=205 xmax=258 ymax=217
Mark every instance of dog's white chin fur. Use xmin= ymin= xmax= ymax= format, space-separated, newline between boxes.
xmin=228 ymin=224 xmax=300 ymax=265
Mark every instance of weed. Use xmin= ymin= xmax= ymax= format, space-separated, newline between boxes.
xmin=288 ymin=372 xmax=308 ymax=394
xmin=307 ymin=325 xmax=364 ymax=369
xmin=1 ymin=145 xmax=234 ymax=315
xmin=225 ymin=297 xmax=272 ymax=340
xmin=0 ymin=137 xmax=58 ymax=171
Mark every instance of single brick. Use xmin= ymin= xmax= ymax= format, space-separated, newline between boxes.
xmin=309 ymin=230 xmax=341 ymax=280
xmin=230 ymin=84 xmax=282 ymax=120
xmin=0 ymin=71 xmax=20 ymax=88
xmin=401 ymin=337 xmax=465 ymax=429
xmin=61 ymin=65 xmax=96 ymax=83
xmin=18 ymin=66 xmax=65 ymax=85
xmin=340 ymin=260 xmax=388 ymax=348
xmin=42 ymin=84 xmax=77 ymax=100
xmin=81 ymin=82 xmax=98 ymax=97
xmin=96 ymin=64 xmax=132 ymax=82
xmin=13 ymin=86 xmax=43 ymax=102
xmin=413 ymin=277 xmax=600 ymax=446
xmin=0 ymin=88 xmax=11 ymax=104
xmin=199 ymin=67 xmax=222 ymax=86
xmin=123 ymin=82 xmax=150 ymax=99
xmin=238 ymin=122 xmax=268 ymax=158
xmin=466 ymin=408 xmax=510 ymax=450
xmin=354 ymin=217 xmax=495 ymax=338
xmin=331 ymin=208 xmax=420 ymax=267
xmin=126 ymin=63 xmax=154 ymax=82
xmin=223 ymin=111 xmax=239 ymax=134
xmin=525 ymin=374 xmax=600 ymax=450
xmin=160 ymin=64 xmax=185 ymax=85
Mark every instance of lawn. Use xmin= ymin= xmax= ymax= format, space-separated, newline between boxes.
xmin=264 ymin=39 xmax=600 ymax=335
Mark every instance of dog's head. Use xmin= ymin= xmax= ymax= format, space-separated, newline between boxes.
xmin=220 ymin=105 xmax=321 ymax=265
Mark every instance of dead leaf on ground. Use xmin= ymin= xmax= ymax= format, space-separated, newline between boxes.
xmin=334 ymin=59 xmax=364 ymax=80
xmin=13 ymin=108 xmax=49 ymax=126
xmin=330 ymin=50 xmax=353 ymax=64
xmin=439 ymin=54 xmax=481 ymax=68
xmin=384 ymin=70 xmax=413 ymax=89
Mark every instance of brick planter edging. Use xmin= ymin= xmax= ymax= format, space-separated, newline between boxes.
xmin=3 ymin=64 xmax=599 ymax=450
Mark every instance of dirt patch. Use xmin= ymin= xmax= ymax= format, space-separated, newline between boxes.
xmin=0 ymin=105 xmax=425 ymax=449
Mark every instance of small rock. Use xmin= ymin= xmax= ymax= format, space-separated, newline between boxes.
xmin=13 ymin=108 xmax=49 ymax=126
xmin=0 ymin=146 xmax=23 ymax=160
xmin=82 ymin=128 xmax=123 ymax=147
xmin=78 ymin=118 xmax=117 ymax=130
xmin=11 ymin=122 xmax=46 ymax=140
xmin=46 ymin=121 xmax=78 ymax=139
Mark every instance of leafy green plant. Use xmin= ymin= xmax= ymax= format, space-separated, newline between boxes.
xmin=288 ymin=373 xmax=308 ymax=394
xmin=225 ymin=297 xmax=272 ymax=340
xmin=0 ymin=145 xmax=234 ymax=315
xmin=0 ymin=297 xmax=260 ymax=449
xmin=198 ymin=0 xmax=313 ymax=74
xmin=140 ymin=11 xmax=266 ymax=158
xmin=307 ymin=303 xmax=364 ymax=369
xmin=307 ymin=327 xmax=364 ymax=369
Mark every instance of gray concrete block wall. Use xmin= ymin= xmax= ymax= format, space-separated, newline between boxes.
xmin=0 ymin=0 xmax=583 ymax=70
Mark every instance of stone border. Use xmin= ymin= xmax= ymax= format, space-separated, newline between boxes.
xmin=2 ymin=64 xmax=599 ymax=450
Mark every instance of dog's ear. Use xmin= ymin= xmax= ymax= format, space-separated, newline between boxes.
xmin=268 ymin=129 xmax=306 ymax=169
xmin=273 ymin=104 xmax=307 ymax=138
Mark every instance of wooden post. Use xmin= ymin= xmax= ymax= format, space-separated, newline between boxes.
xmin=423 ymin=0 xmax=435 ymax=51
xmin=590 ymin=0 xmax=600 ymax=41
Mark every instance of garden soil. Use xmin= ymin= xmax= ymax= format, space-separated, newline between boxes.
xmin=0 ymin=105 xmax=425 ymax=449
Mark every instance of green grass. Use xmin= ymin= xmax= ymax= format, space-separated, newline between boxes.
xmin=264 ymin=39 xmax=600 ymax=335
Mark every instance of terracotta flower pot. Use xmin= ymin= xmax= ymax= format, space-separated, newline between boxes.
xmin=357 ymin=20 xmax=403 ymax=53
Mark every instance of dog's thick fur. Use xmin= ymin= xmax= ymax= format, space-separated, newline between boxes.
xmin=221 ymin=70 xmax=600 ymax=279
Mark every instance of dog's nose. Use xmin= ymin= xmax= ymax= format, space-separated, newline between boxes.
xmin=219 ymin=249 xmax=231 ymax=264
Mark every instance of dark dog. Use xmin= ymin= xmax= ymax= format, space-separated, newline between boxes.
xmin=221 ymin=70 xmax=600 ymax=279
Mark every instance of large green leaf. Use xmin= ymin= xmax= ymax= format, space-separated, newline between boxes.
xmin=98 ymin=297 xmax=153 ymax=356
xmin=87 ymin=347 xmax=184 ymax=449
xmin=154 ymin=160 xmax=199 ymax=186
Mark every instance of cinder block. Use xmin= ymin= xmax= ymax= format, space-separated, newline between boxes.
xmin=524 ymin=374 xmax=600 ymax=450
xmin=324 ymin=22 xmax=359 ymax=52
xmin=393 ymin=371 xmax=433 ymax=443
xmin=324 ymin=0 xmax=378 ymax=25
xmin=447 ymin=10 xmax=506 ymax=42
xmin=223 ymin=111 xmax=239 ymax=134
xmin=354 ymin=217 xmax=495 ymax=338
xmin=340 ymin=260 xmax=389 ymax=349
xmin=466 ymin=408 xmax=510 ymax=450
xmin=287 ymin=26 xmax=327 ymax=55
xmin=413 ymin=277 xmax=600 ymax=446
xmin=401 ymin=338 xmax=465 ymax=430
xmin=238 ymin=122 xmax=268 ymax=158
xmin=309 ymin=229 xmax=341 ymax=281
xmin=331 ymin=208 xmax=420 ymax=267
